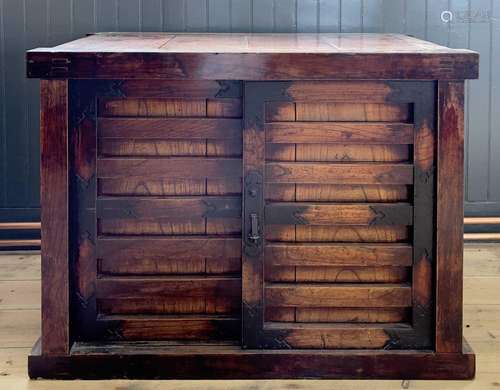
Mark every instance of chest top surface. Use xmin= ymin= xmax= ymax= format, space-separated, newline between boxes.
xmin=27 ymin=32 xmax=478 ymax=80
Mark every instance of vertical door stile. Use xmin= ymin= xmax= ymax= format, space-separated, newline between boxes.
xmin=410 ymin=82 xmax=436 ymax=349
xmin=242 ymin=82 xmax=295 ymax=348
xmin=242 ymin=82 xmax=266 ymax=348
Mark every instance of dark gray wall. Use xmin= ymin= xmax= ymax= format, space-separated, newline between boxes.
xmin=0 ymin=0 xmax=498 ymax=222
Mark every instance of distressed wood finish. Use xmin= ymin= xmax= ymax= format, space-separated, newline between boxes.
xmin=27 ymin=33 xmax=478 ymax=80
xmin=68 ymin=79 xmax=244 ymax=343
xmin=265 ymin=122 xmax=414 ymax=144
xmin=97 ymin=157 xmax=242 ymax=179
xmin=241 ymin=82 xmax=267 ymax=349
xmin=265 ymin=243 xmax=413 ymax=267
xmin=99 ymin=118 xmax=242 ymax=139
xmin=28 ymin=341 xmax=476 ymax=380
xmin=96 ymin=197 xmax=241 ymax=220
xmin=242 ymin=80 xmax=438 ymax=351
xmin=70 ymin=80 xmax=121 ymax=343
xmin=436 ymin=81 xmax=465 ymax=353
xmin=265 ymin=284 xmax=411 ymax=308
xmin=265 ymin=203 xmax=413 ymax=226
xmin=40 ymin=79 xmax=69 ymax=355
xmin=30 ymin=33 xmax=477 ymax=379
xmin=266 ymin=163 xmax=414 ymax=184
xmin=406 ymin=82 xmax=436 ymax=350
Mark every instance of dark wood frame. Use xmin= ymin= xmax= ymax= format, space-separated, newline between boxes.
xmin=27 ymin=51 xmax=478 ymax=80
xmin=436 ymin=81 xmax=465 ymax=353
xmin=241 ymin=81 xmax=436 ymax=350
xmin=29 ymin=339 xmax=474 ymax=380
xmin=40 ymin=79 xmax=69 ymax=356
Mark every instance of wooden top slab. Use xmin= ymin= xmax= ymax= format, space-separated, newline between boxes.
xmin=27 ymin=33 xmax=478 ymax=80
xmin=30 ymin=32 xmax=473 ymax=54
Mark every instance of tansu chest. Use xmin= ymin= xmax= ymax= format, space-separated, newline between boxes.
xmin=27 ymin=32 xmax=478 ymax=380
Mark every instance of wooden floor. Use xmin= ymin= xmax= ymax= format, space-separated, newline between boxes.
xmin=0 ymin=245 xmax=499 ymax=389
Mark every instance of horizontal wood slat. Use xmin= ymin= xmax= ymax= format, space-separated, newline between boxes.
xmin=99 ymin=118 xmax=241 ymax=139
xmin=265 ymin=144 xmax=412 ymax=163
xmin=96 ymin=277 xmax=241 ymax=299
xmin=294 ymin=102 xmax=410 ymax=122
xmin=265 ymin=243 xmax=412 ymax=267
xmin=99 ymin=257 xmax=241 ymax=275
xmin=98 ymin=177 xmax=242 ymax=196
xmin=267 ymin=225 xmax=410 ymax=243
xmin=264 ymin=323 xmax=410 ymax=349
xmin=266 ymin=307 xmax=408 ymax=323
xmin=265 ymin=163 xmax=413 ymax=184
xmin=264 ymin=284 xmax=411 ymax=307
xmin=98 ymin=218 xmax=241 ymax=236
xmin=265 ymin=266 xmax=410 ymax=283
xmin=97 ymin=157 xmax=242 ymax=179
xmin=99 ymin=98 xmax=207 ymax=117
xmin=265 ymin=184 xmax=410 ymax=202
xmin=265 ymin=122 xmax=413 ymax=144
xmin=96 ymin=315 xmax=240 ymax=341
xmin=0 ymin=239 xmax=41 ymax=248
xmin=97 ymin=237 xmax=241 ymax=260
xmin=97 ymin=237 xmax=241 ymax=275
xmin=99 ymin=296 xmax=240 ymax=315
xmin=265 ymin=203 xmax=413 ymax=226
xmin=0 ymin=222 xmax=41 ymax=230
xmin=286 ymin=81 xmax=395 ymax=102
xmin=115 ymin=80 xmax=242 ymax=98
xmin=294 ymin=144 xmax=411 ymax=163
xmin=96 ymin=197 xmax=241 ymax=220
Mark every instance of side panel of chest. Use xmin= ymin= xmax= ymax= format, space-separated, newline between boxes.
xmin=70 ymin=80 xmax=243 ymax=342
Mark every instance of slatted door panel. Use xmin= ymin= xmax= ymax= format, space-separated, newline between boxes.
xmin=242 ymin=81 xmax=435 ymax=349
xmin=71 ymin=80 xmax=243 ymax=342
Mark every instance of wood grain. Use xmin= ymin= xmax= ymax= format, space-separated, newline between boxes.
xmin=265 ymin=266 xmax=410 ymax=283
xmin=294 ymin=102 xmax=410 ymax=122
xmin=97 ymin=157 xmax=242 ymax=179
xmin=99 ymin=117 xmax=241 ymax=139
xmin=265 ymin=243 xmax=412 ymax=267
xmin=293 ymin=144 xmax=411 ymax=163
xmin=264 ymin=323 xmax=394 ymax=349
xmin=265 ymin=122 xmax=413 ymax=144
xmin=97 ymin=237 xmax=241 ymax=261
xmin=264 ymin=284 xmax=411 ymax=307
xmin=436 ymin=81 xmax=465 ymax=353
xmin=114 ymin=80 xmax=242 ymax=99
xmin=96 ymin=315 xmax=240 ymax=341
xmin=27 ymin=33 xmax=479 ymax=80
xmin=96 ymin=277 xmax=241 ymax=299
xmin=266 ymin=184 xmax=410 ymax=202
xmin=294 ymin=308 xmax=409 ymax=323
xmin=96 ymin=197 xmax=241 ymax=220
xmin=266 ymin=163 xmax=413 ymax=184
xmin=40 ymin=79 xmax=69 ymax=356
xmin=265 ymin=203 xmax=413 ymax=226
xmin=99 ymin=296 xmax=240 ymax=315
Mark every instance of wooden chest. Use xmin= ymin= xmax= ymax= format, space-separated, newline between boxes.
xmin=26 ymin=33 xmax=479 ymax=379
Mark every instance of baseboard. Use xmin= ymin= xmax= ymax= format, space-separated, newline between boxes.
xmin=0 ymin=222 xmax=41 ymax=250
xmin=28 ymin=338 xmax=476 ymax=380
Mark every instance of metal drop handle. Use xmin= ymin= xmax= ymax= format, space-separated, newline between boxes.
xmin=248 ymin=213 xmax=260 ymax=242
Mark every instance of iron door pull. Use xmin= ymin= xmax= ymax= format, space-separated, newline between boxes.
xmin=248 ymin=213 xmax=260 ymax=242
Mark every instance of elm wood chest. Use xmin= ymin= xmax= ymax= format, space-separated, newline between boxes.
xmin=26 ymin=33 xmax=479 ymax=379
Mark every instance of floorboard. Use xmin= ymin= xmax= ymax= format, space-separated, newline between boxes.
xmin=0 ymin=244 xmax=499 ymax=389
